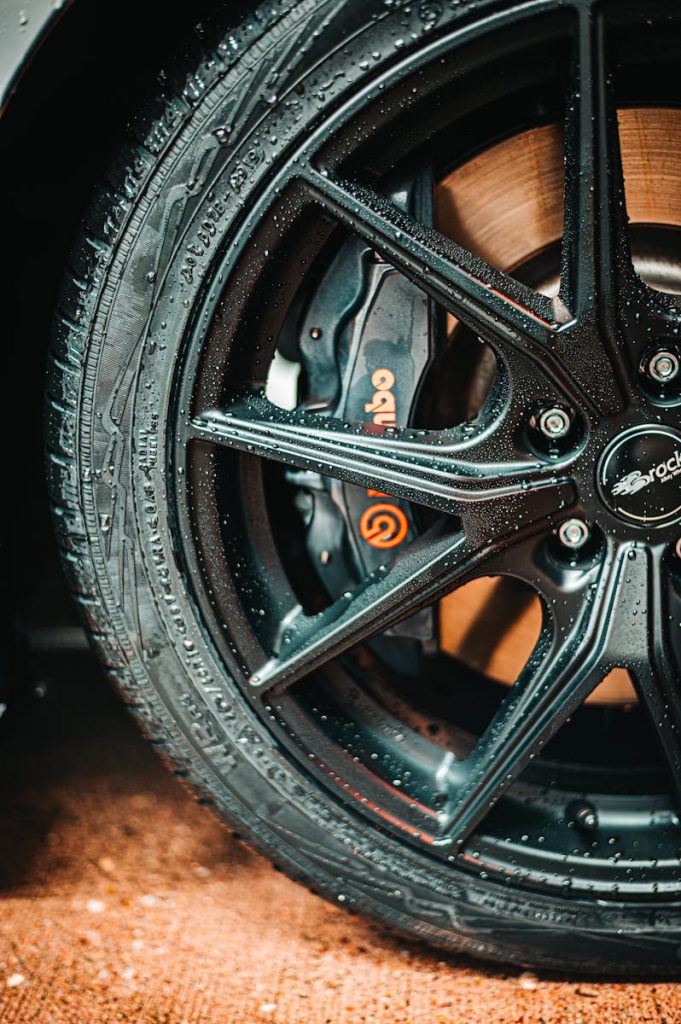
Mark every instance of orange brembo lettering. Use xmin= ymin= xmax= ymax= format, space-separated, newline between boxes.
xmin=360 ymin=368 xmax=408 ymax=550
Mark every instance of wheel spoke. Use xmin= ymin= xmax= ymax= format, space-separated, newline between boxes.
xmin=191 ymin=395 xmax=573 ymax=518
xmin=300 ymin=167 xmax=613 ymax=415
xmin=300 ymin=166 xmax=565 ymax=339
xmin=557 ymin=5 xmax=636 ymax=412
xmin=437 ymin=542 xmax=628 ymax=846
xmin=245 ymin=511 xmax=562 ymax=696
xmin=246 ymin=519 xmax=464 ymax=694
xmin=560 ymin=6 xmax=634 ymax=322
xmin=629 ymin=552 xmax=681 ymax=805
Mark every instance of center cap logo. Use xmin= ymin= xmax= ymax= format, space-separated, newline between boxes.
xmin=598 ymin=426 xmax=681 ymax=527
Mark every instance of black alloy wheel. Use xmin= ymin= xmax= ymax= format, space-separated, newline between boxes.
xmin=48 ymin=0 xmax=681 ymax=971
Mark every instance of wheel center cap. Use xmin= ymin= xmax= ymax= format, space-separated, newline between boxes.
xmin=597 ymin=425 xmax=681 ymax=527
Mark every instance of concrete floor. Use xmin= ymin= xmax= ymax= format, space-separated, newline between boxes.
xmin=0 ymin=651 xmax=679 ymax=1023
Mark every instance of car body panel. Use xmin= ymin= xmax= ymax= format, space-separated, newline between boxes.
xmin=0 ymin=0 xmax=72 ymax=112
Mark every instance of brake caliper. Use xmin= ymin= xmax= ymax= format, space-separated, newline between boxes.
xmin=294 ymin=169 xmax=438 ymax=641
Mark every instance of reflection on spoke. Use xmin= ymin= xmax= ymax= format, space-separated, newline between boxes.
xmin=301 ymin=167 xmax=558 ymax=345
xmin=557 ymin=4 xmax=636 ymax=413
xmin=248 ymin=520 xmax=464 ymax=694
xmin=437 ymin=543 xmax=629 ymax=846
xmin=627 ymin=550 xmax=681 ymax=804
xmin=190 ymin=395 xmax=573 ymax=518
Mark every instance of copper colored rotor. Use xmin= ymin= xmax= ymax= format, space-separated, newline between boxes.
xmin=437 ymin=107 xmax=681 ymax=705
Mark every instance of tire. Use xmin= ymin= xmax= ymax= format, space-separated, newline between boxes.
xmin=46 ymin=0 xmax=681 ymax=972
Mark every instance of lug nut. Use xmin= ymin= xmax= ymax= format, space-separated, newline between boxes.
xmin=676 ymin=537 xmax=681 ymax=560
xmin=558 ymin=518 xmax=590 ymax=550
xmin=538 ymin=407 xmax=571 ymax=440
xmin=646 ymin=349 xmax=680 ymax=384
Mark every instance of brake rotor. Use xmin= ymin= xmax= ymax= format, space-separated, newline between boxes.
xmin=438 ymin=107 xmax=681 ymax=704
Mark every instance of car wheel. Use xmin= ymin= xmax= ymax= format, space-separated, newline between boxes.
xmin=47 ymin=0 xmax=681 ymax=971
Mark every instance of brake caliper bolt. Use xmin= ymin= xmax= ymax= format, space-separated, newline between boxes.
xmin=558 ymin=518 xmax=590 ymax=551
xmin=539 ymin=407 xmax=571 ymax=440
xmin=647 ymin=349 xmax=680 ymax=384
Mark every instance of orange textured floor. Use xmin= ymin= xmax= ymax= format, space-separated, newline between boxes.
xmin=1 ymin=651 xmax=680 ymax=1024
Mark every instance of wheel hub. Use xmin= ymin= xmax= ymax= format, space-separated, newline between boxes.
xmin=598 ymin=425 xmax=681 ymax=527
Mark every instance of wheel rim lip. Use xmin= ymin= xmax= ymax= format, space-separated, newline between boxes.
xmin=168 ymin=2 xmax=681 ymax=898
